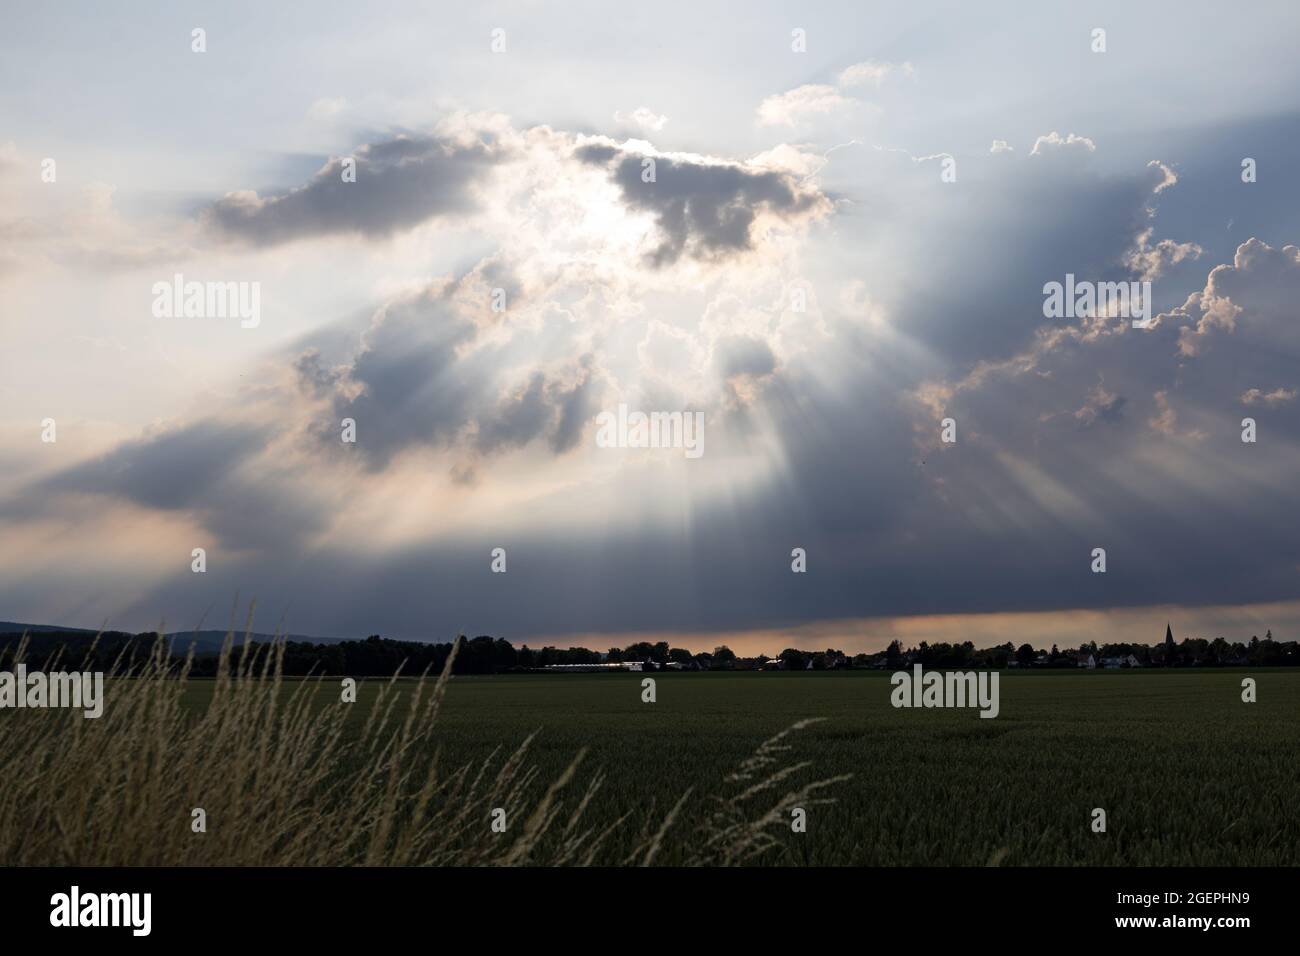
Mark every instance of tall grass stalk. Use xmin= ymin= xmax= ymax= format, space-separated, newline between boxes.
xmin=0 ymin=628 xmax=845 ymax=866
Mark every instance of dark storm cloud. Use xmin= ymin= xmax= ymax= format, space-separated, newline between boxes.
xmin=10 ymin=421 xmax=331 ymax=552
xmin=549 ymin=356 xmax=600 ymax=454
xmin=75 ymin=226 xmax=1300 ymax=641
xmin=4 ymin=267 xmax=599 ymax=562
xmin=206 ymin=133 xmax=504 ymax=245
xmin=293 ymin=348 xmax=344 ymax=396
xmin=128 ymin=272 xmax=1300 ymax=642
xmin=865 ymin=146 xmax=1188 ymax=371
xmin=713 ymin=334 xmax=777 ymax=379
xmin=473 ymin=372 xmax=553 ymax=454
xmin=13 ymin=127 xmax=1300 ymax=642
xmin=475 ymin=358 xmax=598 ymax=456
xmin=324 ymin=291 xmax=480 ymax=467
xmin=148 ymin=225 xmax=1300 ymax=641
xmin=895 ymin=234 xmax=1300 ymax=613
xmin=311 ymin=284 xmax=601 ymax=469
xmin=43 ymin=421 xmax=266 ymax=509
xmin=575 ymin=143 xmax=825 ymax=266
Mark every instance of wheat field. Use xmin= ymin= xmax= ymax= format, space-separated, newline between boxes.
xmin=0 ymin=634 xmax=845 ymax=866
xmin=3 ymin=632 xmax=1297 ymax=866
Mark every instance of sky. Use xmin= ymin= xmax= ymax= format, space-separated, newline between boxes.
xmin=2 ymin=1 xmax=1299 ymax=654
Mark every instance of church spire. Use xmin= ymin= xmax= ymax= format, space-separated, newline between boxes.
xmin=1165 ymin=622 xmax=1174 ymax=646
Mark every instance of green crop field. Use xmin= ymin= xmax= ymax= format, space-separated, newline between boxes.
xmin=175 ymin=668 xmax=1300 ymax=866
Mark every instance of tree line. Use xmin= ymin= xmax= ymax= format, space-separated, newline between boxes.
xmin=1 ymin=628 xmax=1296 ymax=677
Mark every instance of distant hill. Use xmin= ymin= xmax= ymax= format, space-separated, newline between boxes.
xmin=0 ymin=628 xmax=478 ymax=677
xmin=0 ymin=622 xmax=349 ymax=656
xmin=0 ymin=621 xmax=97 ymax=635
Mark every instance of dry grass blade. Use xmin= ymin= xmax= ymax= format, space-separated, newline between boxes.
xmin=0 ymin=625 xmax=848 ymax=866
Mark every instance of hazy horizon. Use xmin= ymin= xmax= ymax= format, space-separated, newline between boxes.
xmin=3 ymin=2 xmax=1299 ymax=653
